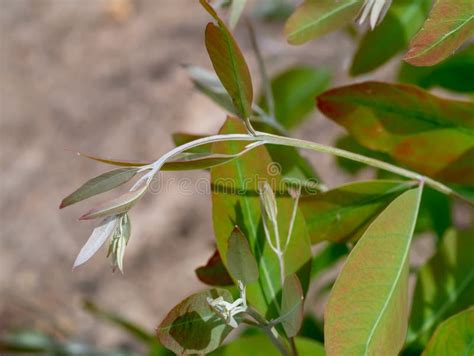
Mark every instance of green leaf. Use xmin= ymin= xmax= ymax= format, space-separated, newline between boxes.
xmin=157 ymin=289 xmax=234 ymax=355
xmin=399 ymin=44 xmax=474 ymax=93
xmin=422 ymin=308 xmax=474 ymax=356
xmin=185 ymin=66 xmax=237 ymax=115
xmin=196 ymin=249 xmax=234 ymax=286
xmin=211 ymin=117 xmax=312 ymax=318
xmin=258 ymin=66 xmax=330 ymax=129
xmin=300 ymin=180 xmax=415 ymax=244
xmin=404 ymin=0 xmax=474 ymax=66
xmin=226 ymin=226 xmax=259 ymax=284
xmin=310 ymin=243 xmax=349 ymax=281
xmin=60 ymin=168 xmax=138 ymax=209
xmin=210 ymin=334 xmax=325 ymax=356
xmin=405 ymin=228 xmax=474 ymax=352
xmin=351 ymin=0 xmax=431 ymax=76
xmin=172 ymin=132 xmax=212 ymax=154
xmin=284 ymin=0 xmax=362 ymax=45
xmin=325 ymin=187 xmax=423 ymax=355
xmin=202 ymin=0 xmax=253 ymax=119
xmin=317 ymin=81 xmax=474 ymax=185
xmin=79 ymin=185 xmax=147 ymax=220
xmin=280 ymin=274 xmax=304 ymax=338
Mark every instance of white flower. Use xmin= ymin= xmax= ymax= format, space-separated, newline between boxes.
xmin=207 ymin=281 xmax=247 ymax=328
xmin=358 ymin=0 xmax=392 ymax=29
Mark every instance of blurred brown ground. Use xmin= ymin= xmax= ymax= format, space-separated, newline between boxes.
xmin=0 ymin=0 xmax=412 ymax=352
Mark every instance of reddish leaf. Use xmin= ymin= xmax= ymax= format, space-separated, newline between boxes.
xmin=195 ymin=249 xmax=233 ymax=286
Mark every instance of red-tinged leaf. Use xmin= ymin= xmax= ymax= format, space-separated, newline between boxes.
xmin=404 ymin=0 xmax=474 ymax=66
xmin=157 ymin=289 xmax=234 ymax=354
xmin=201 ymin=0 xmax=253 ymax=119
xmin=317 ymin=81 xmax=474 ymax=185
xmin=325 ymin=187 xmax=422 ymax=355
xmin=226 ymin=226 xmax=259 ymax=285
xmin=280 ymin=274 xmax=304 ymax=338
xmin=76 ymin=151 xmax=150 ymax=167
xmin=195 ymin=249 xmax=233 ymax=286
xmin=60 ymin=168 xmax=138 ymax=209
xmin=79 ymin=185 xmax=147 ymax=220
xmin=422 ymin=308 xmax=474 ymax=356
xmin=300 ymin=180 xmax=415 ymax=244
xmin=211 ymin=117 xmax=312 ymax=319
xmin=284 ymin=0 xmax=362 ymax=45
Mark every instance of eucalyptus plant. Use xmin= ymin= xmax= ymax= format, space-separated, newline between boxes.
xmin=60 ymin=0 xmax=474 ymax=355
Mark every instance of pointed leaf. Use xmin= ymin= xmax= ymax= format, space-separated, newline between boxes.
xmin=258 ymin=66 xmax=330 ymax=129
xmin=300 ymin=180 xmax=415 ymax=244
xmin=60 ymin=168 xmax=138 ymax=209
xmin=280 ymin=274 xmax=304 ymax=338
xmin=157 ymin=289 xmax=234 ymax=354
xmin=210 ymin=335 xmax=325 ymax=356
xmin=201 ymin=0 xmax=253 ymax=119
xmin=284 ymin=0 xmax=362 ymax=45
xmin=422 ymin=308 xmax=474 ymax=356
xmin=404 ymin=0 xmax=474 ymax=66
xmin=317 ymin=81 xmax=474 ymax=185
xmin=73 ymin=215 xmax=119 ymax=269
xmin=211 ymin=117 xmax=312 ymax=318
xmin=76 ymin=151 xmax=150 ymax=167
xmin=79 ymin=185 xmax=147 ymax=220
xmin=325 ymin=187 xmax=422 ymax=355
xmin=195 ymin=249 xmax=233 ymax=286
xmin=351 ymin=0 xmax=431 ymax=76
xmin=226 ymin=227 xmax=259 ymax=284
xmin=405 ymin=228 xmax=474 ymax=352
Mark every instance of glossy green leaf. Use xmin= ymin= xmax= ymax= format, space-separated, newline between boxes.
xmin=351 ymin=0 xmax=431 ymax=76
xmin=399 ymin=44 xmax=474 ymax=93
xmin=210 ymin=334 xmax=325 ymax=356
xmin=60 ymin=168 xmax=138 ymax=209
xmin=185 ymin=66 xmax=237 ymax=115
xmin=280 ymin=274 xmax=304 ymax=338
xmin=157 ymin=289 xmax=234 ymax=355
xmin=202 ymin=0 xmax=253 ymax=119
xmin=404 ymin=0 xmax=474 ymax=66
xmin=258 ymin=66 xmax=330 ymax=129
xmin=325 ymin=187 xmax=422 ymax=355
xmin=405 ymin=228 xmax=474 ymax=352
xmin=422 ymin=308 xmax=474 ymax=356
xmin=317 ymin=81 xmax=474 ymax=185
xmin=211 ymin=117 xmax=312 ymax=318
xmin=226 ymin=226 xmax=259 ymax=284
xmin=300 ymin=180 xmax=415 ymax=244
xmin=284 ymin=0 xmax=362 ymax=45
xmin=79 ymin=185 xmax=147 ymax=220
xmin=195 ymin=249 xmax=233 ymax=286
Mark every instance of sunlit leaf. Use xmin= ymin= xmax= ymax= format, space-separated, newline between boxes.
xmin=79 ymin=185 xmax=147 ymax=220
xmin=404 ymin=0 xmax=474 ymax=66
xmin=258 ymin=66 xmax=330 ymax=129
xmin=73 ymin=215 xmax=119 ymax=269
xmin=317 ymin=81 xmax=474 ymax=185
xmin=210 ymin=334 xmax=325 ymax=356
xmin=201 ymin=0 xmax=253 ymax=119
xmin=157 ymin=289 xmax=234 ymax=354
xmin=405 ymin=228 xmax=474 ymax=352
xmin=60 ymin=168 xmax=138 ymax=209
xmin=211 ymin=117 xmax=312 ymax=318
xmin=325 ymin=187 xmax=423 ymax=355
xmin=300 ymin=180 xmax=415 ymax=244
xmin=284 ymin=0 xmax=362 ymax=45
xmin=185 ymin=66 xmax=237 ymax=115
xmin=399 ymin=44 xmax=474 ymax=93
xmin=226 ymin=226 xmax=259 ymax=284
xmin=422 ymin=307 xmax=474 ymax=356
xmin=195 ymin=249 xmax=233 ymax=286
xmin=351 ymin=0 xmax=431 ymax=75
xmin=280 ymin=274 xmax=304 ymax=338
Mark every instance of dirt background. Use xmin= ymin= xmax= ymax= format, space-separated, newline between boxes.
xmin=0 ymin=0 xmax=433 ymax=353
